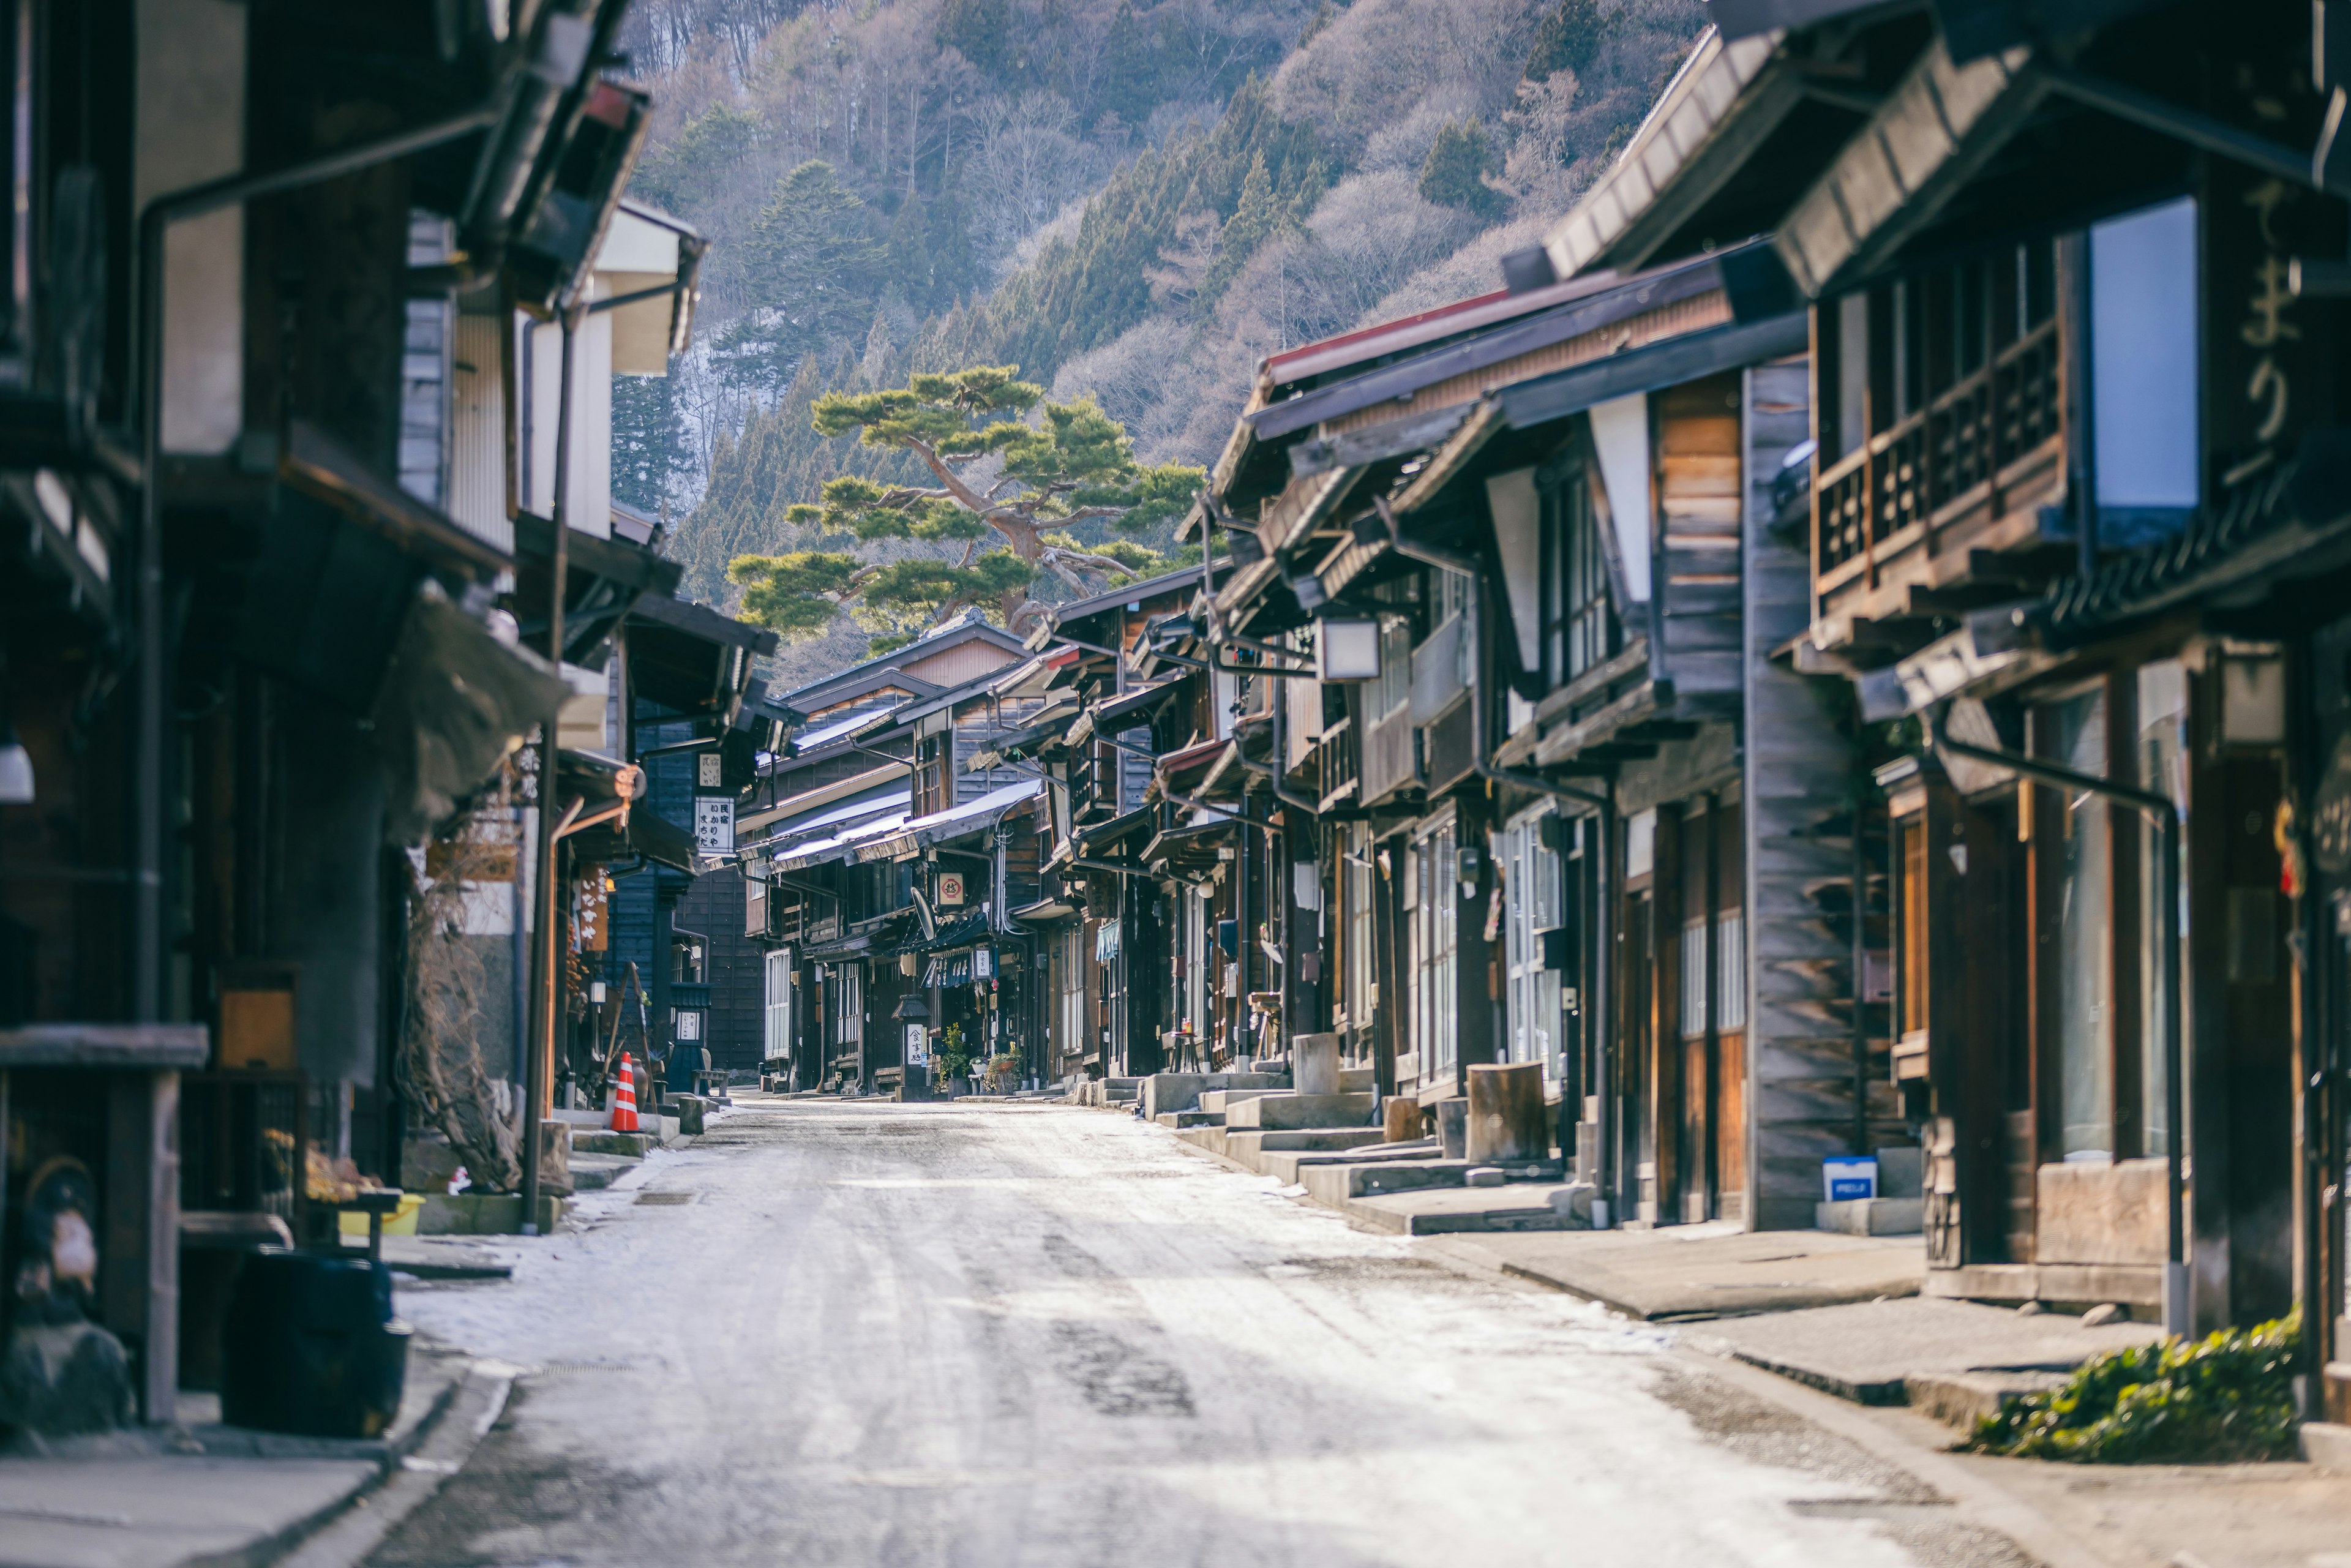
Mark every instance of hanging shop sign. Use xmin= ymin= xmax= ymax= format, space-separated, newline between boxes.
xmin=973 ymin=948 xmax=995 ymax=981
xmin=697 ymin=752 xmax=724 ymax=789
xmin=573 ymin=867 xmax=609 ymax=951
xmin=694 ymin=796 xmax=735 ymax=855
xmin=922 ymin=951 xmax=975 ymax=988
xmin=937 ymin=871 xmax=966 ymax=907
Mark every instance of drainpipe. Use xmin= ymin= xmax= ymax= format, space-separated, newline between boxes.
xmin=132 ymin=105 xmax=501 ymax=1021
xmin=1932 ymin=709 xmax=2188 ymax=1338
xmin=1465 ymin=574 xmax=1613 ymax=1201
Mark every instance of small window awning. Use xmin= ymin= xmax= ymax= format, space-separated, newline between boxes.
xmin=1089 ymin=681 xmax=1185 ymax=733
xmin=853 ymin=779 xmax=1045 ymax=864
xmin=991 ymin=646 xmax=1082 ymax=700
xmin=372 ymin=588 xmax=572 ymax=846
xmin=1496 ymin=313 xmax=1810 ymax=430
xmin=773 ymin=809 xmax=915 ymax=872
xmin=740 ymin=771 xmax=908 ymax=840
xmin=512 ymin=509 xmax=683 ymax=667
xmin=626 ymin=591 xmax=778 ymax=718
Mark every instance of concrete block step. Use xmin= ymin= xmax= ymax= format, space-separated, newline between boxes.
xmin=1104 ymin=1076 xmax=1141 ymax=1102
xmin=1154 ymin=1110 xmax=1224 ymax=1128
xmin=1301 ymin=1156 xmax=1561 ymax=1205
xmin=1903 ymin=1368 xmax=2069 ymax=1429
xmin=1256 ymin=1128 xmax=1389 ymax=1153
xmin=1140 ymin=1071 xmax=1288 ymax=1119
xmin=566 ymin=1153 xmax=637 ymax=1191
xmin=1817 ymin=1197 xmax=1924 ymax=1236
xmin=1174 ymin=1126 xmax=1231 ymax=1160
xmin=1338 ymin=1067 xmax=1375 ymax=1093
xmin=570 ymin=1130 xmax=653 ymax=1157
xmin=1354 ymin=1189 xmax=1589 ymax=1241
xmin=1199 ymin=1086 xmax=1287 ymax=1115
xmin=1225 ymin=1092 xmax=1377 ymax=1131
xmin=2301 ymin=1421 xmax=2351 ymax=1471
xmin=1262 ymin=1146 xmax=1456 ymax=1185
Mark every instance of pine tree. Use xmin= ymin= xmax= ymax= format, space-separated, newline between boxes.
xmin=726 ymin=366 xmax=1201 ymax=642
xmin=1100 ymin=1 xmax=1158 ymax=126
xmin=1419 ymin=120 xmax=1504 ymax=217
xmin=610 ymin=369 xmax=692 ymax=514
xmin=713 ymin=161 xmax=888 ymax=399
xmin=1198 ymin=151 xmax=1288 ymax=308
xmin=936 ymin=0 xmax=1013 ymax=75
xmin=1526 ymin=0 xmax=1617 ymax=83
xmin=629 ymin=103 xmax=760 ymax=218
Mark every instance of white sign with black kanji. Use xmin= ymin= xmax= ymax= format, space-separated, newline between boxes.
xmin=694 ymin=797 xmax=735 ymax=855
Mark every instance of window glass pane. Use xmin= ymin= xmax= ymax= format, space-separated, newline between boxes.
xmin=2042 ymin=690 xmax=2114 ymax=1158
xmin=1716 ymin=913 xmax=1746 ymax=1033
xmin=2137 ymin=660 xmax=2187 ymax=1157
xmin=2091 ymin=198 xmax=2199 ymax=509
xmin=1680 ymin=922 xmax=1706 ymax=1039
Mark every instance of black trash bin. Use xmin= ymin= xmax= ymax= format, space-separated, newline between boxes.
xmin=220 ymin=1251 xmax=411 ymax=1438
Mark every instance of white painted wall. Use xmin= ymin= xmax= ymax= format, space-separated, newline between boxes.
xmin=139 ymin=0 xmax=246 ymax=455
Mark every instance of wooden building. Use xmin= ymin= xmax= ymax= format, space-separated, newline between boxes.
xmin=1557 ymin=0 xmax=2349 ymax=1400
xmin=0 ymin=0 xmax=674 ymax=1424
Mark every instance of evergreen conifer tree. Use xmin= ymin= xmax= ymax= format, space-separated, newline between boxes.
xmin=1525 ymin=0 xmax=1616 ymax=82
xmin=1419 ymin=119 xmax=1504 ymax=217
xmin=726 ymin=366 xmax=1199 ymax=646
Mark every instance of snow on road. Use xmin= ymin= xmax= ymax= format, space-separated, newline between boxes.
xmin=372 ymin=1101 xmax=2022 ymax=1567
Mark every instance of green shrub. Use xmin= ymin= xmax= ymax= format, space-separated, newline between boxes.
xmin=1966 ymin=1311 xmax=2300 ymax=1463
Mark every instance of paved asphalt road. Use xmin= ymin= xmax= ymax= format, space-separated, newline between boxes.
xmin=370 ymin=1100 xmax=2039 ymax=1567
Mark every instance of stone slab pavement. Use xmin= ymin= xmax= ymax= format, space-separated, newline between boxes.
xmin=1426 ymin=1220 xmax=1925 ymax=1320
xmin=332 ymin=1236 xmax=516 ymax=1281
xmin=1679 ymin=1296 xmax=2165 ymax=1404
xmin=0 ymin=1342 xmax=474 ymax=1568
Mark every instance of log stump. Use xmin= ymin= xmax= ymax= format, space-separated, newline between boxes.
xmin=1465 ymin=1062 xmax=1548 ymax=1163
xmin=1292 ymin=1032 xmax=1340 ymax=1095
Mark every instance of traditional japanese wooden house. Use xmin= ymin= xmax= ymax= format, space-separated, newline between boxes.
xmin=1 ymin=0 xmax=642 ymax=1421
xmin=1562 ymin=0 xmax=2349 ymax=1384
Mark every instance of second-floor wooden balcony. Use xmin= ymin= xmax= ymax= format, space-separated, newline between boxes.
xmin=1812 ymin=317 xmax=2065 ymax=646
xmin=1311 ymin=716 xmax=1357 ymax=811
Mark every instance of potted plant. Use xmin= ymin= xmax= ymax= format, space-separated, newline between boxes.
xmin=934 ymin=1024 xmax=972 ymax=1094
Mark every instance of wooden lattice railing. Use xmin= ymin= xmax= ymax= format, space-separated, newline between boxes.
xmin=1817 ymin=318 xmax=2061 ymax=577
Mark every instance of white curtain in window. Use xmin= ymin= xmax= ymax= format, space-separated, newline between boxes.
xmin=1715 ymin=913 xmax=1746 ymax=1033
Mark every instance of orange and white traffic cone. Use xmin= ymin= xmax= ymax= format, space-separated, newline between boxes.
xmin=609 ymin=1053 xmax=640 ymax=1133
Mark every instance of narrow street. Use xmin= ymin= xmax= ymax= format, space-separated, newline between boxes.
xmin=369 ymin=1103 xmax=2027 ymax=1567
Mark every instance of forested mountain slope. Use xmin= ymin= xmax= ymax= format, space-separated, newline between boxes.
xmin=613 ymin=0 xmax=1705 ymax=682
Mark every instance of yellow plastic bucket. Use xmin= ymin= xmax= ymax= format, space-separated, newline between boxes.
xmin=338 ymin=1191 xmax=425 ymax=1237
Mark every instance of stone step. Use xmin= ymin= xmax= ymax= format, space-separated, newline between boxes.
xmin=1104 ymin=1076 xmax=1141 ymax=1103
xmin=1139 ymin=1071 xmax=1288 ymax=1119
xmin=1153 ymin=1110 xmax=1224 ymax=1128
xmin=1338 ymin=1067 xmax=1375 ymax=1093
xmin=1199 ymin=1086 xmax=1286 ymax=1116
xmin=1256 ymin=1127 xmax=1390 ymax=1153
xmin=1224 ymin=1091 xmax=1377 ymax=1131
xmin=1341 ymin=1183 xmax=1590 ymax=1236
xmin=570 ymin=1130 xmax=653 ymax=1157
xmin=567 ymin=1153 xmax=637 ymax=1191
xmin=1816 ymin=1197 xmax=1924 ymax=1236
xmin=1903 ymin=1368 xmax=2070 ymax=1430
xmin=1300 ymin=1155 xmax=1561 ymax=1204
